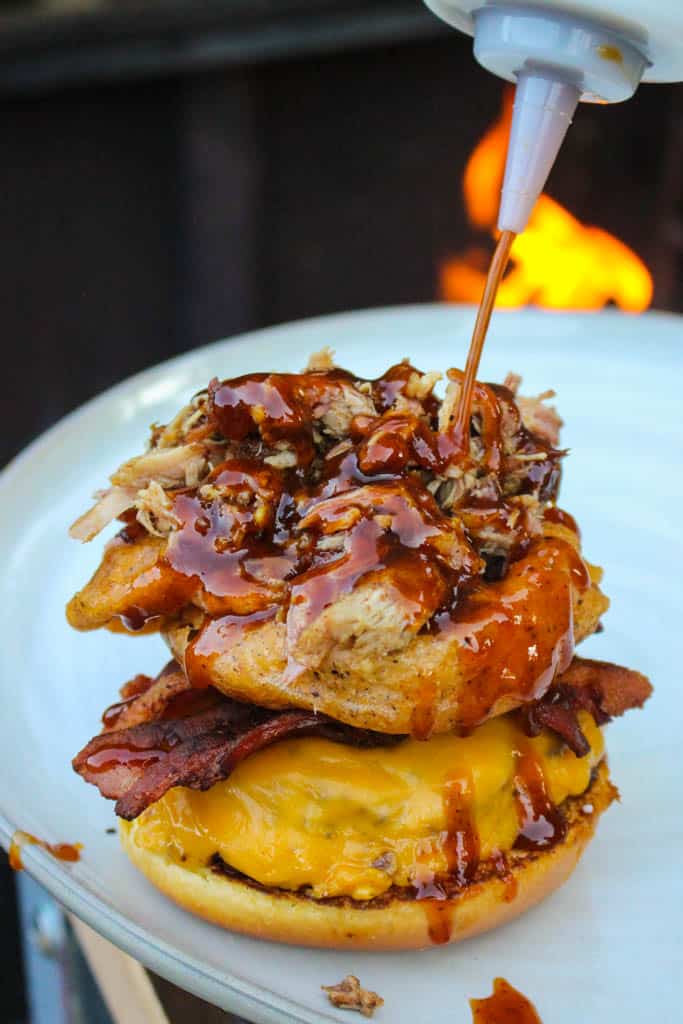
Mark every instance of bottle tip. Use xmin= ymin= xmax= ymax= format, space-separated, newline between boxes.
xmin=497 ymin=72 xmax=580 ymax=234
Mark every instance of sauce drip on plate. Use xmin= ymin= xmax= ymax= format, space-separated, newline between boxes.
xmin=9 ymin=830 xmax=82 ymax=871
xmin=470 ymin=978 xmax=543 ymax=1024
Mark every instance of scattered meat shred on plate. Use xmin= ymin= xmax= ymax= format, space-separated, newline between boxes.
xmin=322 ymin=975 xmax=385 ymax=1018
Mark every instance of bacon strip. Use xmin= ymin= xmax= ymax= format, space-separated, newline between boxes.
xmin=73 ymin=696 xmax=399 ymax=820
xmin=74 ymin=655 xmax=651 ymax=819
xmin=520 ymin=657 xmax=652 ymax=755
xmin=555 ymin=657 xmax=652 ymax=718
xmin=102 ymin=661 xmax=192 ymax=732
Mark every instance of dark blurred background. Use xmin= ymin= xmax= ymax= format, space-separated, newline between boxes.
xmin=0 ymin=1 xmax=681 ymax=1020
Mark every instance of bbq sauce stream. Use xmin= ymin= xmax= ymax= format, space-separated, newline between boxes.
xmin=452 ymin=230 xmax=516 ymax=454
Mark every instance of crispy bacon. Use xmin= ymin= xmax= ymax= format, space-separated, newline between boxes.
xmin=102 ymin=661 xmax=191 ymax=732
xmin=73 ymin=694 xmax=400 ymax=821
xmin=520 ymin=657 xmax=652 ymax=755
xmin=75 ymin=655 xmax=651 ymax=819
xmin=556 ymin=657 xmax=652 ymax=718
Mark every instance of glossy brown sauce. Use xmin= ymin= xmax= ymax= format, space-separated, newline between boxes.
xmin=431 ymin=538 xmax=589 ymax=725
xmin=543 ymin=505 xmax=580 ymax=537
xmin=107 ymin=302 xmax=572 ymax=712
xmin=410 ymin=726 xmax=569 ymax=918
xmin=470 ymin=978 xmax=543 ymax=1024
xmin=442 ymin=771 xmax=479 ymax=887
xmin=209 ymin=370 xmax=362 ymax=468
xmin=84 ymin=741 xmax=173 ymax=775
xmin=513 ymin=747 xmax=568 ymax=851
xmin=410 ymin=675 xmax=438 ymax=740
xmin=186 ymin=608 xmax=278 ymax=688
xmin=9 ymin=831 xmax=82 ymax=871
xmin=102 ymin=671 xmax=157 ymax=728
xmin=102 ymin=695 xmax=138 ymax=729
xmin=451 ymin=230 xmax=516 ymax=455
xmin=415 ymin=767 xmax=480 ymax=944
xmin=423 ymin=899 xmax=455 ymax=945
xmin=83 ymin=729 xmax=183 ymax=774
xmin=492 ymin=850 xmax=518 ymax=903
xmin=103 ymin=542 xmax=196 ymax=632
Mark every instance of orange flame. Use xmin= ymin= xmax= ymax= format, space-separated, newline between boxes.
xmin=441 ymin=88 xmax=653 ymax=311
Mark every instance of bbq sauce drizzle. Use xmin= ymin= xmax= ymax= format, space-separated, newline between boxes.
xmin=452 ymin=230 xmax=516 ymax=455
xmin=76 ymin=244 xmax=600 ymax=941
xmin=418 ymin=740 xmax=563 ymax=944
xmin=470 ymin=978 xmax=543 ymax=1024
xmin=9 ymin=831 xmax=82 ymax=871
xmin=102 ymin=233 xmax=587 ymax=743
xmin=110 ymin=360 xmax=574 ymax=704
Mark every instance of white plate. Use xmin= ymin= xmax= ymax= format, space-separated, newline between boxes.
xmin=1 ymin=305 xmax=681 ymax=1023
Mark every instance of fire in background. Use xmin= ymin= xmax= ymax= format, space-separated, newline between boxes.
xmin=441 ymin=88 xmax=653 ymax=311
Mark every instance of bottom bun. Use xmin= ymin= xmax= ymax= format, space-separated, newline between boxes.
xmin=120 ymin=761 xmax=616 ymax=951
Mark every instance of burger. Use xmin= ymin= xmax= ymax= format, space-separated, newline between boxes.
xmin=68 ymin=349 xmax=651 ymax=949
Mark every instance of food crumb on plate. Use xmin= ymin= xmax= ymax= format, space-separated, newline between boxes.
xmin=322 ymin=975 xmax=384 ymax=1017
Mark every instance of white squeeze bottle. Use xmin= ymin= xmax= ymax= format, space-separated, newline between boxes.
xmin=422 ymin=0 xmax=683 ymax=233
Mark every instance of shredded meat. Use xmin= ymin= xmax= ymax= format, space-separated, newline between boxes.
xmin=70 ymin=358 xmax=561 ymax=557
xmin=322 ymin=976 xmax=384 ymax=1018
xmin=68 ymin=358 xmax=596 ymax=723
xmin=153 ymin=393 xmax=210 ymax=449
xmin=305 ymin=347 xmax=336 ymax=372
xmin=111 ymin=443 xmax=206 ymax=490
xmin=503 ymin=372 xmax=522 ymax=395
xmin=287 ymin=481 xmax=482 ymax=671
xmin=315 ymin=383 xmax=376 ymax=439
xmin=516 ymin=391 xmax=563 ymax=447
xmin=134 ymin=481 xmax=181 ymax=537
xmin=69 ymin=487 xmax=138 ymax=542
xmin=520 ymin=657 xmax=652 ymax=755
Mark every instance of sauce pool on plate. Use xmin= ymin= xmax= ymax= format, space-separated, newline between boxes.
xmin=470 ymin=978 xmax=543 ymax=1023
xmin=9 ymin=830 xmax=82 ymax=871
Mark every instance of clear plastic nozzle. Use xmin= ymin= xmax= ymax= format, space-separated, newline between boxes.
xmin=498 ymin=72 xmax=579 ymax=234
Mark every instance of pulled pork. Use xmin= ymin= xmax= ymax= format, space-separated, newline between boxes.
xmin=67 ymin=354 xmax=569 ymax=666
xmin=69 ymin=353 xmax=562 ymax=564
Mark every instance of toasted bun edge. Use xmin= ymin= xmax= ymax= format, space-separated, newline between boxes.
xmin=120 ymin=761 xmax=615 ymax=950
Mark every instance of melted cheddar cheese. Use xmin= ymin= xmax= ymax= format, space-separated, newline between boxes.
xmin=125 ymin=712 xmax=603 ymax=900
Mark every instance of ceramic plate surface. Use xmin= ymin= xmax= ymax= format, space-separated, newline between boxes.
xmin=1 ymin=306 xmax=681 ymax=1023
